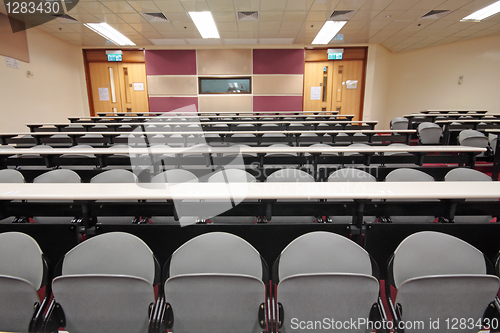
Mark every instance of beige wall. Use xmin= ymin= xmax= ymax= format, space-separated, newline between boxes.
xmin=384 ymin=35 xmax=500 ymax=129
xmin=0 ymin=27 xmax=88 ymax=133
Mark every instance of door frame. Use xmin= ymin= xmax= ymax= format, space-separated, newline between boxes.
xmin=303 ymin=47 xmax=368 ymax=120
xmin=83 ymin=49 xmax=146 ymax=116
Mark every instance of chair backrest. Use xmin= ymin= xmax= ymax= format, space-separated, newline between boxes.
xmin=385 ymin=168 xmax=434 ymax=182
xmin=417 ymin=122 xmax=442 ymax=144
xmin=61 ymin=232 xmax=155 ymax=285
xmin=277 ymin=232 xmax=372 ymax=281
xmin=392 ymin=231 xmax=486 ymax=288
xmin=444 ymin=168 xmax=491 ymax=182
xmin=307 ymin=143 xmax=337 ymax=156
xmin=208 ymin=169 xmax=256 ymax=183
xmin=33 ymin=169 xmax=81 ymax=183
xmin=266 ymin=144 xmax=295 ymax=156
xmin=0 ymin=169 xmax=25 ymax=183
xmin=168 ymin=232 xmax=263 ymax=280
xmin=90 ymin=169 xmax=138 ymax=183
xmin=489 ymin=133 xmax=497 ymax=153
xmin=151 ymin=169 xmax=198 ymax=184
xmin=458 ymin=129 xmax=489 ymax=148
xmin=0 ymin=232 xmax=44 ymax=289
xmin=345 ymin=143 xmax=371 ymax=156
xmin=328 ymin=168 xmax=376 ymax=182
xmin=390 ymin=117 xmax=409 ymax=130
xmin=266 ymin=168 xmax=314 ymax=183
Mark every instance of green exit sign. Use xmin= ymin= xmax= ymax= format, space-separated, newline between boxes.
xmin=328 ymin=52 xmax=343 ymax=60
xmin=107 ymin=54 xmax=122 ymax=62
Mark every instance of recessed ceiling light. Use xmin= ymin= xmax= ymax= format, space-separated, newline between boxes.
xmin=188 ymin=11 xmax=220 ymax=39
xmin=461 ymin=0 xmax=500 ymax=21
xmin=311 ymin=21 xmax=347 ymax=44
xmin=84 ymin=23 xmax=135 ymax=46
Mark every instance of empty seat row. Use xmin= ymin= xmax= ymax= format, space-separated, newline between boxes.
xmin=1 ymin=230 xmax=499 ymax=333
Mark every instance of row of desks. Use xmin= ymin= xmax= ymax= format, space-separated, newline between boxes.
xmin=0 ymin=130 xmax=416 ymax=146
xmin=27 ymin=120 xmax=378 ymax=132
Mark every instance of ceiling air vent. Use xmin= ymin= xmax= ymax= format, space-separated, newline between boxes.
xmin=52 ymin=14 xmax=79 ymax=24
xmin=141 ymin=12 xmax=169 ymax=22
xmin=421 ymin=10 xmax=453 ymax=19
xmin=329 ymin=10 xmax=355 ymax=21
xmin=237 ymin=11 xmax=259 ymax=21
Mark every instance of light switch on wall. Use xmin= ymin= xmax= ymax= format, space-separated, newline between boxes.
xmin=458 ymin=75 xmax=463 ymax=85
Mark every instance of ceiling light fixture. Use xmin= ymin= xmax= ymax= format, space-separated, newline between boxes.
xmin=188 ymin=11 xmax=220 ymax=38
xmin=461 ymin=0 xmax=500 ymax=21
xmin=311 ymin=21 xmax=347 ymax=44
xmin=84 ymin=23 xmax=135 ymax=46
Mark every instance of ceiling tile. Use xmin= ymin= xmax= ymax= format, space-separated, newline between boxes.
xmin=172 ymin=21 xmax=197 ymax=31
xmin=258 ymin=31 xmax=280 ymax=38
xmin=108 ymin=23 xmax=138 ymax=33
xmin=217 ymin=22 xmax=238 ymax=31
xmin=280 ymin=22 xmax=303 ymax=31
xmin=233 ymin=0 xmax=260 ymax=11
xmin=261 ymin=0 xmax=288 ymax=12
xmin=224 ymin=38 xmax=258 ymax=44
xmin=360 ymin=0 xmax=394 ymax=11
xmin=285 ymin=0 xmax=314 ymax=11
xmin=67 ymin=13 xmax=101 ymax=23
xmin=92 ymin=14 xmax=126 ymax=24
xmin=163 ymin=12 xmax=190 ymax=21
xmin=238 ymin=30 xmax=259 ymax=38
xmin=259 ymin=12 xmax=285 ymax=21
xmin=76 ymin=2 xmax=113 ymax=13
xmin=278 ymin=30 xmax=300 ymax=38
xmin=238 ymin=21 xmax=259 ymax=31
xmin=101 ymin=1 xmax=138 ymax=13
xmin=283 ymin=11 xmax=308 ymax=22
xmin=117 ymin=13 xmax=149 ymax=23
xmin=259 ymin=22 xmax=282 ymax=30
xmin=309 ymin=0 xmax=342 ymax=12
xmin=438 ymin=0 xmax=475 ymax=10
xmin=212 ymin=11 xmax=237 ymax=22
xmin=306 ymin=11 xmax=331 ymax=21
xmin=150 ymin=21 xmax=177 ymax=31
xmin=180 ymin=0 xmax=210 ymax=11
xmin=150 ymin=38 xmax=187 ymax=45
xmin=159 ymin=31 xmax=184 ymax=38
xmin=219 ymin=31 xmax=240 ymax=38
xmin=139 ymin=31 xmax=164 ymax=38
xmin=207 ymin=0 xmax=234 ymax=11
xmin=127 ymin=1 xmax=161 ymax=12
xmin=130 ymin=23 xmax=158 ymax=31
xmin=385 ymin=0 xmax=420 ymax=11
xmin=153 ymin=0 xmax=186 ymax=12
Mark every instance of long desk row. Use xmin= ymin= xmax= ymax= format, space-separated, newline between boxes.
xmin=0 ymin=130 xmax=415 ymax=147
xmin=0 ymin=146 xmax=486 ymax=181
xmin=27 ymin=120 xmax=378 ymax=133
xmin=96 ymin=110 xmax=340 ymax=117
xmin=76 ymin=113 xmax=352 ymax=123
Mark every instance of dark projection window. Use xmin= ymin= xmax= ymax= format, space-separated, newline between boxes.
xmin=199 ymin=77 xmax=251 ymax=94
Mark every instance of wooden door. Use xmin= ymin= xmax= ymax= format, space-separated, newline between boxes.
xmin=303 ymin=61 xmax=333 ymax=113
xmin=88 ymin=62 xmax=149 ymax=114
xmin=116 ymin=63 xmax=149 ymax=113
xmin=88 ymin=62 xmax=123 ymax=114
xmin=331 ymin=60 xmax=364 ymax=121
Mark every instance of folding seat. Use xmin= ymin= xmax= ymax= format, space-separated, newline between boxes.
xmin=384 ymin=168 xmax=436 ymax=223
xmin=458 ymin=129 xmax=489 ymax=148
xmin=274 ymin=231 xmax=382 ymax=333
xmin=149 ymin=169 xmax=199 ymax=225
xmin=417 ymin=122 xmax=442 ymax=144
xmin=90 ymin=169 xmax=140 ymax=224
xmin=327 ymin=168 xmax=377 ymax=223
xmin=386 ymin=231 xmax=499 ymax=333
xmin=444 ymin=168 xmax=494 ymax=223
xmin=207 ymin=169 xmax=257 ymax=224
xmin=162 ymin=232 xmax=268 ymax=333
xmin=0 ymin=169 xmax=25 ymax=223
xmin=49 ymin=232 xmax=158 ymax=333
xmin=265 ymin=168 xmax=316 ymax=223
xmin=390 ymin=117 xmax=409 ymax=130
xmin=32 ymin=169 xmax=82 ymax=224
xmin=0 ymin=231 xmax=49 ymax=333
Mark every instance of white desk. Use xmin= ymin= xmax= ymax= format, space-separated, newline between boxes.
xmin=0 ymin=182 xmax=499 ymax=201
xmin=0 ymin=145 xmax=486 ymax=156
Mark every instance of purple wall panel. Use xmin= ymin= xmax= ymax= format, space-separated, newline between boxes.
xmin=145 ymin=50 xmax=197 ymax=75
xmin=253 ymin=49 xmax=305 ymax=75
xmin=253 ymin=96 xmax=303 ymax=112
xmin=148 ymin=97 xmax=199 ymax=113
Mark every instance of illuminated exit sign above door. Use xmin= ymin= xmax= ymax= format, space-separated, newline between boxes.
xmin=106 ymin=50 xmax=122 ymax=62
xmin=327 ymin=48 xmax=344 ymax=60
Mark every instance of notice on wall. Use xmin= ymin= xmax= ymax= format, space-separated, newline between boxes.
xmin=5 ymin=57 xmax=19 ymax=69
xmin=98 ymin=87 xmax=110 ymax=101
xmin=346 ymin=80 xmax=358 ymax=89
xmin=310 ymin=86 xmax=321 ymax=100
xmin=133 ymin=82 xmax=144 ymax=91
